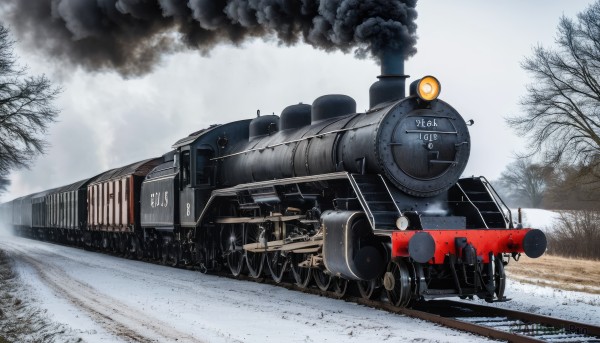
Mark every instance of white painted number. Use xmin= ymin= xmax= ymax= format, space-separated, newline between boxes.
xmin=415 ymin=118 xmax=438 ymax=127
xmin=419 ymin=133 xmax=439 ymax=142
xmin=186 ymin=203 xmax=191 ymax=216
xmin=416 ymin=118 xmax=440 ymax=142
xmin=150 ymin=191 xmax=169 ymax=208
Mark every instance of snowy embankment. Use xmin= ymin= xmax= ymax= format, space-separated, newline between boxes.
xmin=0 ymin=234 xmax=488 ymax=343
xmin=511 ymin=208 xmax=561 ymax=232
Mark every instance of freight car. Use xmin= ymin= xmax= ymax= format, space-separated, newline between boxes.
xmin=0 ymin=49 xmax=547 ymax=306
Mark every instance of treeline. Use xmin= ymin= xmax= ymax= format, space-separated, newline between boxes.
xmin=545 ymin=166 xmax=600 ymax=260
xmin=546 ymin=211 xmax=600 ymax=260
xmin=493 ymin=162 xmax=600 ymax=260
xmin=544 ymin=164 xmax=600 ymax=210
xmin=494 ymin=161 xmax=600 ymax=210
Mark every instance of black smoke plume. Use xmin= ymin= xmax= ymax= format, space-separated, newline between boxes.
xmin=1 ymin=0 xmax=418 ymax=76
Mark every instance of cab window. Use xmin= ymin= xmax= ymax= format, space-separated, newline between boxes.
xmin=181 ymin=150 xmax=191 ymax=187
xmin=195 ymin=149 xmax=213 ymax=186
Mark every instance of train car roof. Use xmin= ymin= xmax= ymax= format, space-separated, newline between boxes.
xmin=171 ymin=119 xmax=252 ymax=149
xmin=31 ymin=189 xmax=54 ymax=199
xmin=172 ymin=124 xmax=222 ymax=148
xmin=19 ymin=193 xmax=37 ymax=202
xmin=90 ymin=158 xmax=161 ymax=184
xmin=4 ymin=189 xmax=50 ymax=203
xmin=48 ymin=174 xmax=101 ymax=195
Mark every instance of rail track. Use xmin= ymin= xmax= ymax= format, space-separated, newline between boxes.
xmin=409 ymin=300 xmax=600 ymax=343
xmin=227 ymin=272 xmax=600 ymax=343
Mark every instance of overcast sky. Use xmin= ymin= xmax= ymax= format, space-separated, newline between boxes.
xmin=0 ymin=0 xmax=595 ymax=201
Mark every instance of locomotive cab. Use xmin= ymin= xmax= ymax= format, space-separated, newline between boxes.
xmin=178 ymin=147 xmax=215 ymax=189
xmin=193 ymin=147 xmax=215 ymax=188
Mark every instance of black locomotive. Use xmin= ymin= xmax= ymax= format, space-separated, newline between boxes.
xmin=0 ymin=49 xmax=547 ymax=306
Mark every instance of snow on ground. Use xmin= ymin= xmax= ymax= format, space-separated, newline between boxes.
xmin=511 ymin=208 xmax=561 ymax=232
xmin=460 ymin=271 xmax=600 ymax=326
xmin=1 ymin=226 xmax=598 ymax=342
xmin=0 ymin=234 xmax=489 ymax=343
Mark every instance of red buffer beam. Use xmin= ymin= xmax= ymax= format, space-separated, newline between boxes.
xmin=391 ymin=229 xmax=547 ymax=264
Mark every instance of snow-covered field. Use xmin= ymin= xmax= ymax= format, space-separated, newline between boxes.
xmin=511 ymin=208 xmax=561 ymax=232
xmin=0 ymin=218 xmax=598 ymax=342
xmin=0 ymin=234 xmax=489 ymax=343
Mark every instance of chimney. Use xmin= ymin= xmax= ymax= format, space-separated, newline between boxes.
xmin=369 ymin=48 xmax=408 ymax=108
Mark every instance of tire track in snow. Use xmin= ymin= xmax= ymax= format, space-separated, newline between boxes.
xmin=3 ymin=239 xmax=405 ymax=340
xmin=1 ymin=241 xmax=207 ymax=343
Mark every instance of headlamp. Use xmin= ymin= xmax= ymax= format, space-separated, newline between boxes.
xmin=410 ymin=75 xmax=441 ymax=101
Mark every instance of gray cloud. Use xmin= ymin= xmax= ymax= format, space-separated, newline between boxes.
xmin=1 ymin=0 xmax=418 ymax=76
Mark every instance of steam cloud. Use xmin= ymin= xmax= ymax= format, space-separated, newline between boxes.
xmin=1 ymin=0 xmax=417 ymax=76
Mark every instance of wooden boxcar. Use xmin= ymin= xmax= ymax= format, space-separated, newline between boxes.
xmin=32 ymin=190 xmax=52 ymax=229
xmin=0 ymin=201 xmax=12 ymax=230
xmin=88 ymin=158 xmax=161 ymax=232
xmin=11 ymin=196 xmax=24 ymax=229
xmin=46 ymin=178 xmax=95 ymax=231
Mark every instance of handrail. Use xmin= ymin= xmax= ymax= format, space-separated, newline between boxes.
xmin=455 ymin=181 xmax=489 ymax=229
xmin=479 ymin=176 xmax=513 ymax=228
xmin=348 ymin=174 xmax=375 ymax=229
xmin=378 ymin=175 xmax=402 ymax=215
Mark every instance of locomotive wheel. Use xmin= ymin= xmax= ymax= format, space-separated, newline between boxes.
xmin=131 ymin=236 xmax=144 ymax=260
xmin=150 ymin=239 xmax=160 ymax=260
xmin=110 ymin=234 xmax=118 ymax=252
xmin=495 ymin=255 xmax=506 ymax=300
xmin=222 ymin=224 xmax=245 ymax=277
xmin=170 ymin=241 xmax=181 ymax=267
xmin=332 ymin=277 xmax=349 ymax=298
xmin=118 ymin=234 xmax=127 ymax=255
xmin=266 ymin=250 xmax=288 ymax=284
xmin=384 ymin=259 xmax=413 ymax=308
xmin=313 ymin=269 xmax=332 ymax=292
xmin=290 ymin=253 xmax=312 ymax=289
xmin=161 ymin=243 xmax=169 ymax=265
xmin=102 ymin=235 xmax=110 ymax=250
xmin=245 ymin=224 xmax=265 ymax=279
xmin=357 ymin=279 xmax=382 ymax=300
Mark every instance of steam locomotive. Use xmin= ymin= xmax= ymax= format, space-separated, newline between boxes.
xmin=0 ymin=50 xmax=547 ymax=306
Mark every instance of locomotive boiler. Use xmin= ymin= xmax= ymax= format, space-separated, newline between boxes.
xmin=1 ymin=49 xmax=547 ymax=307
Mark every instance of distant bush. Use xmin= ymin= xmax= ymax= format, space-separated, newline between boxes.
xmin=546 ymin=210 xmax=600 ymax=260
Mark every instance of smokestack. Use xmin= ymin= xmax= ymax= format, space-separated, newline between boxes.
xmin=369 ymin=49 xmax=408 ymax=108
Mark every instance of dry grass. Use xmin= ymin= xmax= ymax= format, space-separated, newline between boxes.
xmin=506 ymin=254 xmax=600 ymax=294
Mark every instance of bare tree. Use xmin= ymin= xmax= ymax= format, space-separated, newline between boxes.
xmin=506 ymin=2 xmax=600 ymax=170
xmin=544 ymin=163 xmax=600 ymax=209
xmin=547 ymin=210 xmax=600 ymax=259
xmin=498 ymin=159 xmax=550 ymax=208
xmin=0 ymin=25 xmax=59 ymax=193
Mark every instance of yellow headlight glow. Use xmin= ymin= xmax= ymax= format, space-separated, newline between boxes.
xmin=417 ymin=76 xmax=441 ymax=101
